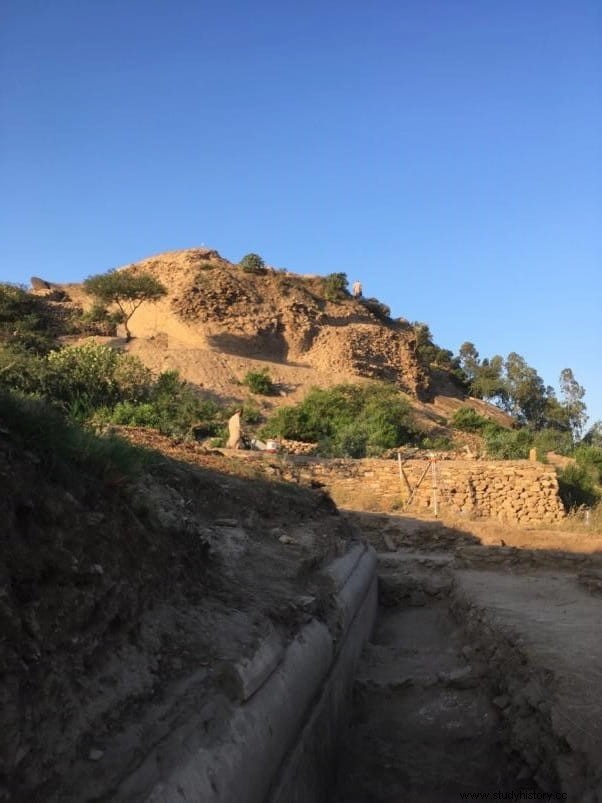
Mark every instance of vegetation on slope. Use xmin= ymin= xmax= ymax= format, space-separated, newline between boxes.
xmin=1 ymin=257 xmax=601 ymax=508
xmin=260 ymin=383 xmax=418 ymax=457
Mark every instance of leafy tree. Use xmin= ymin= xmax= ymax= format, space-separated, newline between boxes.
xmin=239 ymin=253 xmax=266 ymax=274
xmin=83 ymin=270 xmax=167 ymax=341
xmin=412 ymin=323 xmax=459 ymax=370
xmin=457 ymin=343 xmax=506 ymax=400
xmin=458 ymin=342 xmax=480 ymax=383
xmin=573 ymin=444 xmax=602 ymax=485
xmin=559 ymin=368 xmax=587 ymax=440
xmin=471 ymin=356 xmax=507 ymax=404
xmin=503 ymin=352 xmax=548 ymax=428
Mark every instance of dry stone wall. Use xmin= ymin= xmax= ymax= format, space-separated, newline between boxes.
xmin=283 ymin=457 xmax=565 ymax=524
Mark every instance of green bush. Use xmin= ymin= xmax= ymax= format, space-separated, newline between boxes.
xmin=239 ymin=253 xmax=266 ymax=274
xmin=531 ymin=428 xmax=574 ymax=459
xmin=483 ymin=426 xmax=533 ymax=459
xmin=557 ymin=464 xmax=600 ymax=510
xmin=360 ymin=297 xmax=391 ymax=319
xmin=44 ymin=342 xmax=153 ymax=418
xmin=573 ymin=445 xmax=602 ymax=485
xmin=420 ymin=434 xmax=454 ymax=451
xmin=243 ymin=368 xmax=273 ymax=395
xmin=0 ymin=389 xmax=152 ymax=483
xmin=451 ymin=407 xmax=490 ymax=432
xmin=261 ymin=383 xmax=416 ymax=457
xmin=0 ymin=345 xmax=50 ymax=396
xmin=0 ymin=283 xmax=59 ymax=354
xmin=97 ymin=370 xmax=224 ymax=438
xmin=77 ymin=302 xmax=122 ymax=335
xmin=322 ymin=273 xmax=349 ymax=301
xmin=241 ymin=400 xmax=262 ymax=424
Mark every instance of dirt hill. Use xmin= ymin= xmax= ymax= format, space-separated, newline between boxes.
xmin=55 ymin=246 xmax=513 ymax=434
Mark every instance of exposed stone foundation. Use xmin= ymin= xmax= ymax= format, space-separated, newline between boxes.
xmin=282 ymin=457 xmax=565 ymax=524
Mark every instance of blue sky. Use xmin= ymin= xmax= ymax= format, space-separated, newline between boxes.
xmin=2 ymin=0 xmax=601 ymax=425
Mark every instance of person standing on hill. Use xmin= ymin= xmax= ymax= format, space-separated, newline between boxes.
xmin=352 ymin=279 xmax=362 ymax=298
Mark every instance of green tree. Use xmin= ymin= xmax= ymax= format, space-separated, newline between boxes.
xmin=412 ymin=323 xmax=458 ymax=370
xmin=83 ymin=270 xmax=167 ymax=341
xmin=458 ymin=342 xmax=480 ymax=383
xmin=559 ymin=368 xmax=587 ymax=440
xmin=471 ymin=355 xmax=507 ymax=404
xmin=503 ymin=352 xmax=548 ymax=428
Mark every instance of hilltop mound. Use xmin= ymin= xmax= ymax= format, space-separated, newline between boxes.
xmin=118 ymin=248 xmax=428 ymax=396
xmin=51 ymin=246 xmax=512 ymax=438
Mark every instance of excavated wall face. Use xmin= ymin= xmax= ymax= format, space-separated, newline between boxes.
xmin=285 ymin=457 xmax=565 ymax=524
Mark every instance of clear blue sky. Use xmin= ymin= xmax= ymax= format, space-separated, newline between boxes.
xmin=2 ymin=0 xmax=601 ymax=425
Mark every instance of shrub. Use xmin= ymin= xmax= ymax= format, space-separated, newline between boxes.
xmin=531 ymin=428 xmax=574 ymax=459
xmin=483 ymin=426 xmax=533 ymax=459
xmin=241 ymin=400 xmax=262 ymax=424
xmin=451 ymin=407 xmax=490 ymax=432
xmin=0 ymin=389 xmax=151 ymax=483
xmin=360 ymin=297 xmax=391 ymax=320
xmin=261 ymin=383 xmax=416 ymax=457
xmin=239 ymin=253 xmax=266 ymax=274
xmin=322 ymin=273 xmax=349 ymax=301
xmin=44 ymin=342 xmax=153 ymax=418
xmin=0 ymin=345 xmax=50 ymax=396
xmin=557 ymin=464 xmax=600 ymax=510
xmin=0 ymin=282 xmax=59 ymax=353
xmin=98 ymin=370 xmax=225 ymax=438
xmin=573 ymin=445 xmax=602 ymax=485
xmin=77 ymin=302 xmax=122 ymax=335
xmin=243 ymin=368 xmax=273 ymax=395
xmin=420 ymin=434 xmax=454 ymax=451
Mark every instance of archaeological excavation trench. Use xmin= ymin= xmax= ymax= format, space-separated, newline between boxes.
xmin=330 ymin=542 xmax=602 ymax=803
xmin=117 ymin=534 xmax=601 ymax=803
xmin=5 ymin=517 xmax=601 ymax=803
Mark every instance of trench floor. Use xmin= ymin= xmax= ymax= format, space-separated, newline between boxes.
xmin=334 ymin=598 xmax=534 ymax=803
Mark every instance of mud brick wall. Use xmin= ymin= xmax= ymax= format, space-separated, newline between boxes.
xmin=284 ymin=457 xmax=565 ymax=524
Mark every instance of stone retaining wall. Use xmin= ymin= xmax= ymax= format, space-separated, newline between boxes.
xmin=283 ymin=457 xmax=565 ymax=524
